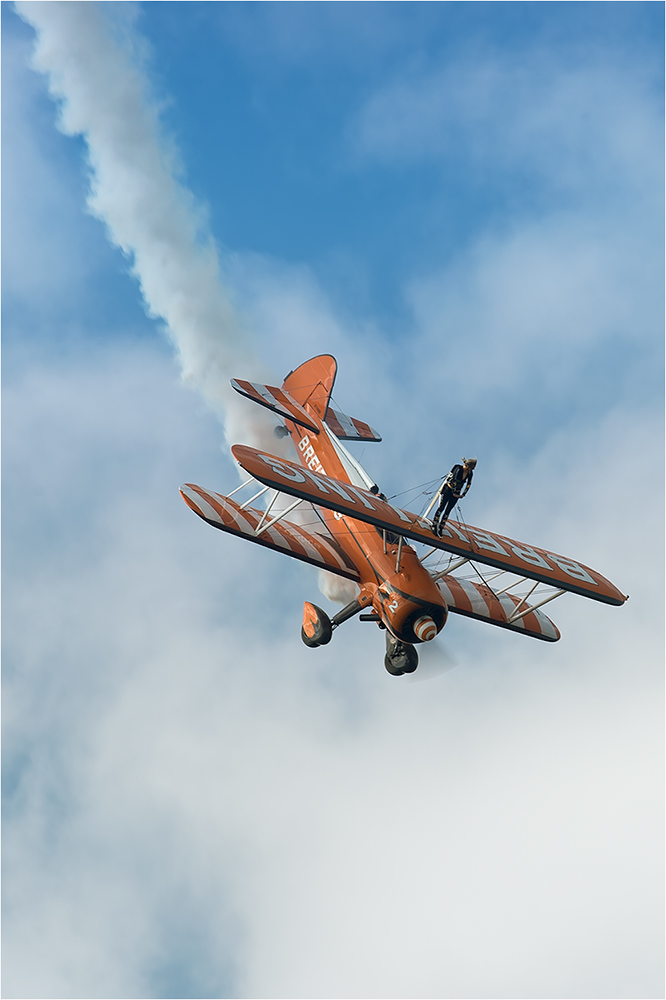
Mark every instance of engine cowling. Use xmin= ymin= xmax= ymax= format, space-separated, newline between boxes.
xmin=374 ymin=584 xmax=447 ymax=644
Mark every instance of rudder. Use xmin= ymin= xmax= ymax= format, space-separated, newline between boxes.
xmin=282 ymin=355 xmax=337 ymax=421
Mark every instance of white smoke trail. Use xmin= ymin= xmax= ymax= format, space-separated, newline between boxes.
xmin=16 ymin=1 xmax=355 ymax=604
xmin=15 ymin=0 xmax=278 ymax=451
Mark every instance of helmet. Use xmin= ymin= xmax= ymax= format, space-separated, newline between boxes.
xmin=463 ymin=457 xmax=477 ymax=468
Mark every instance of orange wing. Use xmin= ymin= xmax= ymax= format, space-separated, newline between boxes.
xmin=436 ymin=575 xmax=560 ymax=642
xmin=180 ymin=484 xmax=359 ymax=581
xmin=230 ymin=445 xmax=627 ymax=607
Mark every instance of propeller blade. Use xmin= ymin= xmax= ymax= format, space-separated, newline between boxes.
xmin=407 ymin=638 xmax=458 ymax=682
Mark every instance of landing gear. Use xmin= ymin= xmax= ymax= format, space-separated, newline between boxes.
xmin=301 ymin=597 xmax=364 ymax=648
xmin=301 ymin=602 xmax=333 ymax=647
xmin=301 ymin=599 xmax=419 ymax=677
xmin=384 ymin=633 xmax=418 ymax=676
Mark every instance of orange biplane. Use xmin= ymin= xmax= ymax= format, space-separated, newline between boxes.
xmin=181 ymin=355 xmax=626 ymax=675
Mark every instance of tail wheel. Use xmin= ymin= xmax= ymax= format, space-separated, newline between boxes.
xmin=384 ymin=634 xmax=418 ymax=676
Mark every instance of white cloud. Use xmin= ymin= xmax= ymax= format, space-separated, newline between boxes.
xmin=13 ymin=1 xmax=284 ymax=452
xmin=4 ymin=7 xmax=662 ymax=1000
xmin=1 ymin=19 xmax=105 ymax=307
xmin=402 ymin=212 xmax=660 ymax=421
xmin=3 ymin=330 xmax=661 ymax=1000
xmin=351 ymin=53 xmax=662 ymax=202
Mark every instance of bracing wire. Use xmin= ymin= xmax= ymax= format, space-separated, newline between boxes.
xmin=387 ymin=477 xmax=442 ymax=502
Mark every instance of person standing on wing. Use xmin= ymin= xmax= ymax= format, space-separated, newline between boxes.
xmin=432 ymin=457 xmax=477 ymax=536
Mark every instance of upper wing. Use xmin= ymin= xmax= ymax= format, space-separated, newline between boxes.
xmin=231 ymin=444 xmax=627 ymax=606
xmin=324 ymin=407 xmax=382 ymax=442
xmin=181 ymin=484 xmax=360 ymax=581
xmin=230 ymin=379 xmax=320 ymax=433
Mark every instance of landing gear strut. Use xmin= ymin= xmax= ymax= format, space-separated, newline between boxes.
xmin=301 ymin=597 xmax=364 ymax=648
xmin=301 ymin=599 xmax=419 ymax=677
xmin=384 ymin=633 xmax=418 ymax=676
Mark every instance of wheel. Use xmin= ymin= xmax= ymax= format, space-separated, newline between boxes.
xmin=384 ymin=634 xmax=418 ymax=675
xmin=384 ymin=656 xmax=405 ymax=676
xmin=301 ymin=602 xmax=333 ymax=647
xmin=401 ymin=646 xmax=418 ymax=673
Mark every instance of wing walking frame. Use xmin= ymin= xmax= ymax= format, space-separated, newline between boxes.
xmin=182 ymin=354 xmax=626 ymax=649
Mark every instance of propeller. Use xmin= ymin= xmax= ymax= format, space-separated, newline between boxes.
xmin=407 ymin=636 xmax=458 ymax=682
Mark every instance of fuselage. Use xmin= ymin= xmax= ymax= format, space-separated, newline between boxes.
xmin=283 ymin=406 xmax=447 ymax=645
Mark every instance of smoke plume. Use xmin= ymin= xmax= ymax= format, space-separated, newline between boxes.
xmin=15 ymin=1 xmax=355 ymax=603
xmin=15 ymin=0 xmax=276 ymax=450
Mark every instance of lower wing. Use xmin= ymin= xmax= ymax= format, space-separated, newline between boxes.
xmin=436 ymin=574 xmax=560 ymax=642
xmin=180 ymin=484 xmax=360 ymax=582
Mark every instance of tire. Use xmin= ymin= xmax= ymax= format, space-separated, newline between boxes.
xmin=384 ymin=634 xmax=418 ymax=675
xmin=384 ymin=655 xmax=405 ymax=676
xmin=301 ymin=603 xmax=333 ymax=647
xmin=400 ymin=645 xmax=418 ymax=673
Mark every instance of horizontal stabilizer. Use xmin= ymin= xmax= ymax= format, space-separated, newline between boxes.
xmin=325 ymin=408 xmax=382 ymax=442
xmin=230 ymin=379 xmax=320 ymax=433
xmin=437 ymin=575 xmax=560 ymax=642
xmin=230 ymin=444 xmax=627 ymax=606
xmin=180 ymin=484 xmax=360 ymax=581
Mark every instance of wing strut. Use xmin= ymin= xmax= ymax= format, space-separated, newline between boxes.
xmin=228 ymin=477 xmax=254 ymax=498
xmin=255 ymin=497 xmax=305 ymax=537
xmin=507 ymin=588 xmax=566 ymax=625
xmin=227 ymin=476 xmax=308 ymax=537
xmin=506 ymin=579 xmax=539 ymax=614
xmin=255 ymin=490 xmax=280 ymax=532
xmin=433 ymin=557 xmax=470 ymax=580
xmin=240 ymin=485 xmax=271 ymax=510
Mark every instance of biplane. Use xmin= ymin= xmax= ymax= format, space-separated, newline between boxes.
xmin=180 ymin=355 xmax=626 ymax=675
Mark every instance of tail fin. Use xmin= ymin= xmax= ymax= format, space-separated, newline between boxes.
xmin=282 ymin=355 xmax=381 ymax=441
xmin=232 ymin=355 xmax=382 ymax=443
xmin=281 ymin=355 xmax=337 ymax=421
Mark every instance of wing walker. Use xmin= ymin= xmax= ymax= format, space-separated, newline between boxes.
xmin=180 ymin=355 xmax=626 ymax=676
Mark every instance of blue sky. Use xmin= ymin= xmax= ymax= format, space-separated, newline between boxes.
xmin=3 ymin=3 xmax=664 ymax=999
